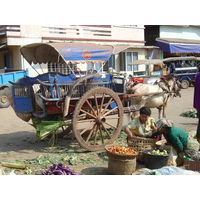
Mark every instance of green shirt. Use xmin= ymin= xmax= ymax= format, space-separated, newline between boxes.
xmin=152 ymin=127 xmax=188 ymax=149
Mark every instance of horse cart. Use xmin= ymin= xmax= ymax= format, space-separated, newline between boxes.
xmin=9 ymin=43 xmax=162 ymax=151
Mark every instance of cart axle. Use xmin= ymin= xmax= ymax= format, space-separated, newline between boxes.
xmin=96 ymin=116 xmax=106 ymax=124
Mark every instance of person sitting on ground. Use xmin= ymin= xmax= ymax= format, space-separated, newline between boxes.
xmin=146 ymin=118 xmax=200 ymax=166
xmin=124 ymin=107 xmax=158 ymax=142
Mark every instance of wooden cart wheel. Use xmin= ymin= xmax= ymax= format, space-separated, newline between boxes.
xmin=72 ymin=87 xmax=124 ymax=151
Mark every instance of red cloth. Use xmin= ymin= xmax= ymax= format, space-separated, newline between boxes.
xmin=155 ymin=135 xmax=162 ymax=142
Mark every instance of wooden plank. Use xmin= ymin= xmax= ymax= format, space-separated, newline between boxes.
xmin=119 ymin=92 xmax=164 ymax=99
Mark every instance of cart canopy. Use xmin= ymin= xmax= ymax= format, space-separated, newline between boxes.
xmin=163 ymin=56 xmax=200 ymax=62
xmin=20 ymin=43 xmax=116 ymax=65
xmin=129 ymin=59 xmax=164 ymax=65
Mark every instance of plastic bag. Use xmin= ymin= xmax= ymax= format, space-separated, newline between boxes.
xmin=167 ymin=146 xmax=177 ymax=166
xmin=145 ymin=166 xmax=200 ymax=175
xmin=188 ymin=130 xmax=197 ymax=139
xmin=0 ymin=168 xmax=16 ymax=175
xmin=0 ymin=168 xmax=6 ymax=175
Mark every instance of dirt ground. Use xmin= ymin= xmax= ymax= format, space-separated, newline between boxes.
xmin=0 ymin=87 xmax=198 ymax=175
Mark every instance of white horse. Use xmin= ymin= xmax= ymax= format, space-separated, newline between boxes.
xmin=125 ymin=75 xmax=181 ymax=119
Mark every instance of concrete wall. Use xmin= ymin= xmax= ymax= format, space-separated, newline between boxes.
xmin=160 ymin=25 xmax=200 ymax=40
xmin=112 ymin=25 xmax=145 ymax=42
xmin=9 ymin=46 xmax=21 ymax=69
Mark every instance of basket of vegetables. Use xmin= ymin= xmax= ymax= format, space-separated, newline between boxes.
xmin=128 ymin=136 xmax=156 ymax=162
xmin=143 ymin=149 xmax=169 ymax=169
xmin=184 ymin=152 xmax=200 ymax=172
xmin=105 ymin=145 xmax=138 ymax=175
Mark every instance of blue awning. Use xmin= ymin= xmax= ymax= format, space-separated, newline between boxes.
xmin=156 ymin=38 xmax=200 ymax=53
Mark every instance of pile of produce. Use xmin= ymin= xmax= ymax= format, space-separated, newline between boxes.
xmin=147 ymin=149 xmax=168 ymax=155
xmin=107 ymin=145 xmax=137 ymax=155
xmin=40 ymin=163 xmax=83 ymax=175
xmin=180 ymin=110 xmax=197 ymax=118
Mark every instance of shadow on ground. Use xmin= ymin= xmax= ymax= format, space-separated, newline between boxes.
xmin=81 ymin=167 xmax=109 ymax=175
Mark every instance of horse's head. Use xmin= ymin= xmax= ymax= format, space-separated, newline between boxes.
xmin=165 ymin=75 xmax=181 ymax=97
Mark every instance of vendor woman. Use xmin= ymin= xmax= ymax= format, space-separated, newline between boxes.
xmin=147 ymin=118 xmax=200 ymax=166
xmin=124 ymin=107 xmax=158 ymax=141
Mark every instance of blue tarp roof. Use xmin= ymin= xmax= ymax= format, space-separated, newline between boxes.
xmin=156 ymin=38 xmax=200 ymax=53
xmin=20 ymin=43 xmax=115 ymax=65
xmin=20 ymin=43 xmax=134 ymax=65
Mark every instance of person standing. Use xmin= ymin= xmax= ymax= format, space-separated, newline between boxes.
xmin=193 ymin=67 xmax=200 ymax=143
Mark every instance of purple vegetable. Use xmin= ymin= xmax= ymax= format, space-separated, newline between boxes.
xmin=40 ymin=163 xmax=83 ymax=175
xmin=52 ymin=170 xmax=65 ymax=175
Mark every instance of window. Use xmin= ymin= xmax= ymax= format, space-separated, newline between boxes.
xmin=127 ymin=52 xmax=132 ymax=71
xmin=120 ymin=52 xmax=138 ymax=72
xmin=87 ymin=63 xmax=102 ymax=72
xmin=48 ymin=63 xmax=73 ymax=74
xmin=104 ymin=55 xmax=115 ymax=71
xmin=132 ymin=52 xmax=138 ymax=71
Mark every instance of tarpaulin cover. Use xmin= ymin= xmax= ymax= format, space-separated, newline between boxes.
xmin=129 ymin=59 xmax=163 ymax=65
xmin=156 ymin=39 xmax=200 ymax=53
xmin=20 ymin=43 xmax=116 ymax=65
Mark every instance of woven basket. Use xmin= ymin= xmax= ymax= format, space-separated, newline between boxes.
xmin=128 ymin=136 xmax=156 ymax=162
xmin=105 ymin=145 xmax=138 ymax=175
xmin=184 ymin=160 xmax=200 ymax=172
xmin=107 ymin=157 xmax=136 ymax=175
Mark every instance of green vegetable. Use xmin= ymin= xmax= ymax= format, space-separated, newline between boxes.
xmin=31 ymin=115 xmax=71 ymax=146
xmin=180 ymin=110 xmax=197 ymax=118
xmin=148 ymin=149 xmax=168 ymax=155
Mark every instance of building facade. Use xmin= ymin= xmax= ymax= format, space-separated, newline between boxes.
xmin=0 ymin=25 xmax=158 ymax=77
xmin=145 ymin=25 xmax=200 ymax=58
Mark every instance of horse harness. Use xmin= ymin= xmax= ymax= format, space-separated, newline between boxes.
xmin=157 ymin=76 xmax=179 ymax=98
